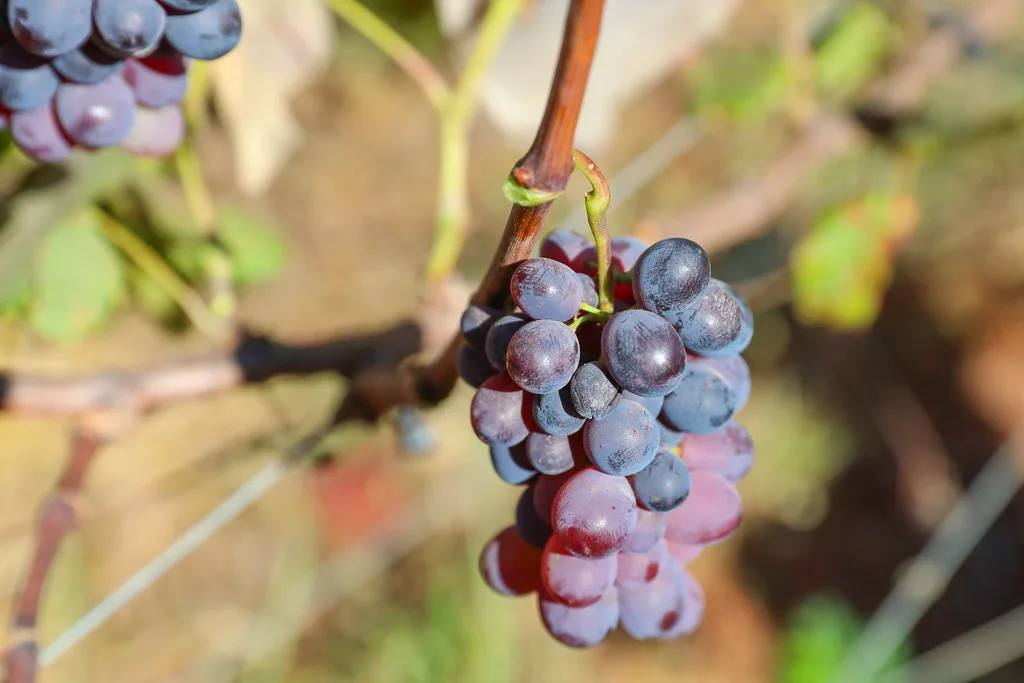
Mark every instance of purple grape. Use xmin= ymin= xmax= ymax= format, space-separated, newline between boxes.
xmin=121 ymin=104 xmax=185 ymax=157
xmin=506 ymin=320 xmax=580 ymax=395
xmin=621 ymin=390 xmax=664 ymax=416
xmin=158 ymin=0 xmax=219 ymax=10
xmin=55 ymin=78 xmax=136 ymax=148
xmin=164 ymin=0 xmax=242 ymax=60
xmin=632 ymin=238 xmax=711 ymax=314
xmin=569 ymin=361 xmax=620 ymax=420
xmin=658 ymin=420 xmax=685 ymax=448
xmin=552 ymin=468 xmax=637 ymax=559
xmin=483 ymin=313 xmax=525 ymax=373
xmin=616 ymin=539 xmax=668 ymax=585
xmin=532 ymin=471 xmax=573 ymax=524
xmin=582 ymin=399 xmax=659 ymax=476
xmin=456 ymin=343 xmax=496 ymax=388
xmin=665 ymin=279 xmax=754 ymax=357
xmin=665 ymin=470 xmax=742 ymax=545
xmin=539 ymin=585 xmax=619 ymax=648
xmin=0 ymin=45 xmax=60 ymax=111
xmin=681 ymin=421 xmax=754 ymax=482
xmin=663 ymin=566 xmax=705 ymax=637
xmin=52 ymin=43 xmax=124 ymax=84
xmin=602 ymin=309 xmax=686 ymax=398
xmin=660 ymin=363 xmax=737 ymax=434
xmin=8 ymin=0 xmax=91 ymax=57
xmin=695 ymin=353 xmax=751 ymax=411
xmin=541 ymin=534 xmax=616 ymax=607
xmin=575 ymin=235 xmax=648 ymax=275
xmin=666 ymin=539 xmax=703 ymax=565
xmin=540 ymin=228 xmax=590 ymax=267
xmin=516 ymin=483 xmax=552 ymax=548
xmin=489 ymin=442 xmax=536 ymax=485
xmin=460 ymin=304 xmax=501 ymax=350
xmin=629 ymin=450 xmax=692 ymax=512
xmin=510 ymin=257 xmax=584 ymax=322
xmin=525 ymin=432 xmax=575 ymax=475
xmin=577 ymin=273 xmax=599 ymax=308
xmin=533 ymin=387 xmax=585 ymax=436
xmin=94 ymin=0 xmax=167 ymax=57
xmin=470 ymin=374 xmax=530 ymax=446
xmin=11 ymin=105 xmax=71 ymax=162
xmin=479 ymin=526 xmax=541 ymax=596
xmin=621 ymin=509 xmax=666 ymax=554
xmin=618 ymin=555 xmax=687 ymax=639
xmin=123 ymin=55 xmax=188 ymax=107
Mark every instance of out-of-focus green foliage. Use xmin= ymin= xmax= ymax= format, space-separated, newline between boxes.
xmin=214 ymin=206 xmax=289 ymax=287
xmin=813 ymin=2 xmax=894 ymax=102
xmin=688 ymin=50 xmax=789 ymax=122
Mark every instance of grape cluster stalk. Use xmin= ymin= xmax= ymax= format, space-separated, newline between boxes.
xmin=462 ymin=226 xmax=755 ymax=647
xmin=0 ymin=0 xmax=242 ymax=161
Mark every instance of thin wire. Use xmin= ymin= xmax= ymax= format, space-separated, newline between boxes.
xmin=876 ymin=602 xmax=1024 ymax=683
xmin=827 ymin=428 xmax=1024 ymax=683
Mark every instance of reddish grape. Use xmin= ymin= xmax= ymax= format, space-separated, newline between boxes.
xmin=517 ymin=483 xmax=553 ymax=548
xmin=540 ymin=228 xmax=590 ymax=267
xmin=682 ymin=421 xmax=755 ymax=482
xmin=552 ymin=468 xmax=637 ymax=559
xmin=539 ymin=586 xmax=619 ymax=648
xmin=532 ymin=471 xmax=574 ymax=524
xmin=55 ymin=78 xmax=135 ymax=148
xmin=11 ymin=104 xmax=71 ymax=162
xmin=470 ymin=374 xmax=530 ymax=446
xmin=621 ymin=509 xmax=667 ymax=554
xmin=662 ymin=565 xmax=705 ymax=637
xmin=617 ymin=539 xmax=668 ymax=586
xmin=666 ymin=540 xmax=703 ymax=565
xmin=120 ymin=104 xmax=185 ymax=157
xmin=665 ymin=470 xmax=742 ymax=545
xmin=479 ymin=526 xmax=542 ymax=596
xmin=123 ymin=55 xmax=188 ymax=108
xmin=618 ymin=556 xmax=687 ymax=639
xmin=541 ymin=535 xmax=616 ymax=607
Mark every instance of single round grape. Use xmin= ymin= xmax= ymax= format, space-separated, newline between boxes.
xmin=618 ymin=558 xmax=687 ymax=640
xmin=516 ymin=484 xmax=552 ymax=549
xmin=506 ymin=320 xmax=580 ymax=395
xmin=121 ymin=104 xmax=185 ymax=157
xmin=602 ymin=309 xmax=686 ymax=398
xmin=574 ymin=235 xmax=648 ymax=275
xmin=621 ymin=390 xmax=664 ymax=416
xmin=632 ymin=238 xmax=711 ymax=314
xmin=665 ymin=540 xmax=703 ymax=565
xmin=525 ymin=432 xmax=575 ymax=475
xmin=164 ymin=0 xmax=242 ymax=60
xmin=52 ymin=43 xmax=124 ymax=84
xmin=11 ymin=105 xmax=71 ymax=162
xmin=510 ymin=257 xmax=584 ymax=322
xmin=616 ymin=539 xmax=668 ymax=585
xmin=470 ymin=374 xmax=530 ymax=446
xmin=489 ymin=442 xmax=536 ymax=485
xmin=552 ymin=468 xmax=637 ymax=559
xmin=569 ymin=361 xmax=620 ymax=420
xmin=460 ymin=304 xmax=502 ymax=350
xmin=456 ymin=343 xmax=496 ymax=389
xmin=538 ymin=586 xmax=619 ymax=648
xmin=621 ymin=509 xmax=667 ymax=554
xmin=694 ymin=353 xmax=751 ymax=411
xmin=658 ymin=420 xmax=685 ymax=448
xmin=583 ymin=399 xmax=659 ymax=477
xmin=533 ymin=387 xmax=585 ymax=436
xmin=665 ymin=470 xmax=742 ymax=545
xmin=532 ymin=471 xmax=574 ymax=524
xmin=479 ymin=526 xmax=542 ymax=596
xmin=8 ymin=0 xmax=91 ymax=57
xmin=483 ymin=314 xmax=526 ymax=373
xmin=94 ymin=0 xmax=167 ymax=57
xmin=662 ymin=566 xmax=705 ymax=638
xmin=682 ymin=421 xmax=754 ymax=482
xmin=123 ymin=55 xmax=188 ymax=108
xmin=0 ymin=45 xmax=60 ymax=111
xmin=540 ymin=228 xmax=590 ymax=267
xmin=665 ymin=279 xmax=754 ymax=357
xmin=55 ymin=78 xmax=136 ymax=148
xmin=158 ymin=0 xmax=219 ymax=10
xmin=660 ymin=364 xmax=737 ymax=434
xmin=577 ymin=273 xmax=599 ymax=308
xmin=629 ymin=450 xmax=692 ymax=512
xmin=541 ymin=534 xmax=617 ymax=607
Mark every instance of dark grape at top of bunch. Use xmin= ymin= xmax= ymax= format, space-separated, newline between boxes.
xmin=0 ymin=0 xmax=243 ymax=161
xmin=460 ymin=223 xmax=756 ymax=648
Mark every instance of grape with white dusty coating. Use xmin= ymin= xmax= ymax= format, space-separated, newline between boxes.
xmin=506 ymin=320 xmax=580 ymax=395
xmin=540 ymin=229 xmax=590 ymax=267
xmin=660 ymin=364 xmax=737 ymax=434
xmin=583 ymin=399 xmax=659 ymax=477
xmin=602 ymin=309 xmax=686 ymax=398
xmin=533 ymin=387 xmax=585 ymax=436
xmin=541 ymin=535 xmax=616 ymax=607
xmin=539 ymin=586 xmax=619 ymax=648
xmin=570 ymin=361 xmax=620 ymax=420
xmin=665 ymin=279 xmax=754 ymax=357
xmin=665 ymin=470 xmax=742 ymax=545
xmin=629 ymin=450 xmax=692 ymax=512
xmin=510 ymin=257 xmax=584 ymax=322
xmin=479 ymin=526 xmax=541 ymax=596
xmin=470 ymin=374 xmax=530 ymax=446
xmin=525 ymin=432 xmax=576 ymax=475
xmin=632 ymin=238 xmax=711 ymax=314
xmin=620 ymin=509 xmax=667 ymax=554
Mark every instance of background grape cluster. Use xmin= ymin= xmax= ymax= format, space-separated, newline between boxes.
xmin=0 ymin=0 xmax=241 ymax=162
xmin=460 ymin=228 xmax=755 ymax=647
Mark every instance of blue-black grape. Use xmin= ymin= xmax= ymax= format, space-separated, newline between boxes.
xmin=10 ymin=105 xmax=71 ymax=162
xmin=489 ymin=442 xmax=536 ymax=485
xmin=94 ymin=0 xmax=167 ymax=57
xmin=55 ymin=78 xmax=135 ymax=148
xmin=120 ymin=104 xmax=184 ymax=157
xmin=539 ymin=585 xmax=619 ymax=648
xmin=123 ymin=55 xmax=188 ymax=107
xmin=665 ymin=470 xmax=742 ymax=545
xmin=665 ymin=279 xmax=754 ymax=357
xmin=456 ymin=343 xmax=496 ymax=388
xmin=541 ymin=534 xmax=616 ymax=607
xmin=163 ymin=0 xmax=241 ymax=60
xmin=681 ymin=421 xmax=754 ymax=482
xmin=52 ymin=42 xmax=124 ymax=84
xmin=658 ymin=420 xmax=685 ymax=448
xmin=506 ymin=320 xmax=580 ymax=395
xmin=621 ymin=390 xmax=664 ymax=416
xmin=629 ymin=450 xmax=691 ymax=512
xmin=577 ymin=273 xmax=599 ymax=308
xmin=510 ymin=257 xmax=584 ymax=322
xmin=460 ymin=304 xmax=501 ymax=350
xmin=569 ymin=361 xmax=620 ymax=420
xmin=540 ymin=228 xmax=590 ymax=267
xmin=602 ymin=309 xmax=686 ymax=398
xmin=660 ymin=364 xmax=737 ymax=434
xmin=525 ymin=432 xmax=575 ymax=475
xmin=533 ymin=387 xmax=585 ymax=436
xmin=0 ymin=45 xmax=60 ymax=111
xmin=691 ymin=353 xmax=751 ymax=411
xmin=517 ymin=483 xmax=552 ymax=548
xmin=470 ymin=373 xmax=530 ymax=446
xmin=483 ymin=313 xmax=526 ymax=373
xmin=8 ymin=0 xmax=91 ymax=57
xmin=552 ymin=468 xmax=637 ymax=558
xmin=531 ymin=471 xmax=574 ymax=524
xmin=582 ymin=399 xmax=659 ymax=476
xmin=632 ymin=238 xmax=710 ymax=314
xmin=479 ymin=526 xmax=541 ymax=596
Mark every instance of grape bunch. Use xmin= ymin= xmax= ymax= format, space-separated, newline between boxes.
xmin=0 ymin=0 xmax=242 ymax=161
xmin=461 ymin=229 xmax=755 ymax=647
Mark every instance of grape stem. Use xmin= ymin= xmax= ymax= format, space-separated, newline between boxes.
xmin=572 ymin=149 xmax=614 ymax=313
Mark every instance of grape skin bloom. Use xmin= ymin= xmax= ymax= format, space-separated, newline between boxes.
xmin=602 ymin=309 xmax=686 ymax=398
xmin=506 ymin=320 xmax=580 ymax=395
xmin=510 ymin=257 xmax=584 ymax=322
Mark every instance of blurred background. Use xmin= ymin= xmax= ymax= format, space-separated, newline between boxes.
xmin=2 ymin=0 xmax=1024 ymax=681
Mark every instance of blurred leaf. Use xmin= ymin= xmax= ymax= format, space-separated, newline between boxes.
xmin=814 ymin=2 xmax=893 ymax=101
xmin=217 ymin=206 xmax=288 ymax=286
xmin=29 ymin=212 xmax=126 ymax=341
xmin=689 ymin=51 xmax=790 ymax=122
xmin=791 ymin=193 xmax=919 ymax=331
xmin=211 ymin=0 xmax=333 ymax=196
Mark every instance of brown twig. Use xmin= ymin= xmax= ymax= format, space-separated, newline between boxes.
xmin=2 ymin=1 xmax=605 ymax=680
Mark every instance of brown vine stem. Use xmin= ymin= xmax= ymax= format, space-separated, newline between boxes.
xmin=2 ymin=1 xmax=605 ymax=681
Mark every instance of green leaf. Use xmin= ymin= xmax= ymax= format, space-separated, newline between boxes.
xmin=29 ymin=212 xmax=126 ymax=341
xmin=814 ymin=2 xmax=894 ymax=102
xmin=688 ymin=51 xmax=790 ymax=122
xmin=501 ymin=174 xmax=563 ymax=207
xmin=216 ymin=206 xmax=288 ymax=286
